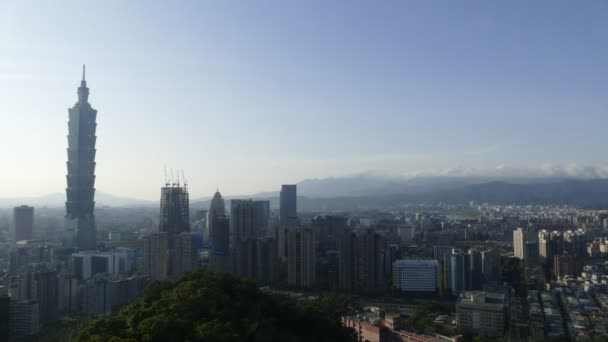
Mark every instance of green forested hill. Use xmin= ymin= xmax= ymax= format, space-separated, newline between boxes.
xmin=73 ymin=271 xmax=356 ymax=342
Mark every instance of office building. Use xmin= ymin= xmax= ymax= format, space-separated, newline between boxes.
xmin=456 ymin=291 xmax=507 ymax=336
xmin=72 ymin=250 xmax=133 ymax=279
xmin=279 ymin=185 xmax=297 ymax=226
xmin=13 ymin=205 xmax=34 ymax=241
xmin=64 ymin=66 xmax=98 ymax=250
xmin=287 ymin=227 xmax=315 ymax=288
xmin=142 ymin=233 xmax=168 ymax=281
xmin=393 ymin=260 xmax=438 ymax=293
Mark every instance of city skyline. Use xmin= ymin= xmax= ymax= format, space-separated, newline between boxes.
xmin=2 ymin=1 xmax=608 ymax=200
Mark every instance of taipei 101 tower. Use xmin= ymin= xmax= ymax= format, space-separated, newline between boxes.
xmin=64 ymin=65 xmax=97 ymax=250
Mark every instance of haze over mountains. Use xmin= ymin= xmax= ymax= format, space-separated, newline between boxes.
xmin=4 ymin=167 xmax=608 ymax=210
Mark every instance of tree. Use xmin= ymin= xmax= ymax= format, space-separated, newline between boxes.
xmin=73 ymin=270 xmax=356 ymax=342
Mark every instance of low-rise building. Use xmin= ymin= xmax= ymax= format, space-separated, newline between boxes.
xmin=455 ymin=291 xmax=507 ymax=336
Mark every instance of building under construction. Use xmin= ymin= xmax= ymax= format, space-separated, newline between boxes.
xmin=159 ymin=177 xmax=190 ymax=278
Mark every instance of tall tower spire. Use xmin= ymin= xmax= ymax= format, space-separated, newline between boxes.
xmin=78 ymin=64 xmax=89 ymax=103
xmin=65 ymin=65 xmax=98 ymax=250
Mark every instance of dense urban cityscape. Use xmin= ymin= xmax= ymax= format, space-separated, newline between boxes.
xmin=1 ymin=69 xmax=608 ymax=341
xmin=3 ymin=2 xmax=608 ymax=342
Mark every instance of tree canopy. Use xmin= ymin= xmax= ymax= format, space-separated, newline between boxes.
xmin=74 ymin=270 xmax=356 ymax=342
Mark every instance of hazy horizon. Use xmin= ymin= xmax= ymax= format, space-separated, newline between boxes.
xmin=2 ymin=1 xmax=607 ymax=200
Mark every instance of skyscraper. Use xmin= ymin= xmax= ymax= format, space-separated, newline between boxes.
xmin=65 ymin=65 xmax=98 ymax=250
xmin=159 ymin=184 xmax=190 ymax=278
xmin=208 ymin=190 xmax=226 ymax=251
xmin=13 ymin=205 xmax=34 ymax=241
xmin=159 ymin=184 xmax=190 ymax=243
xmin=513 ymin=228 xmax=525 ymax=259
xmin=279 ymin=185 xmax=297 ymax=226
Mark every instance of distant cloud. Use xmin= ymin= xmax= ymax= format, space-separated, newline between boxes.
xmin=402 ymin=163 xmax=608 ymax=179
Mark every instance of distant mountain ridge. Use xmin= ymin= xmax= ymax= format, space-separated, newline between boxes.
xmin=4 ymin=176 xmax=608 ymax=210
xmin=0 ymin=192 xmax=154 ymax=208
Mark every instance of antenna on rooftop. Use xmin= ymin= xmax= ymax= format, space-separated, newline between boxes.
xmin=164 ymin=165 xmax=169 ymax=186
xmin=182 ymin=170 xmax=187 ymax=187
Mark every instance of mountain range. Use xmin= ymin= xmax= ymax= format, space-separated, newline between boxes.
xmin=4 ymin=174 xmax=608 ymax=210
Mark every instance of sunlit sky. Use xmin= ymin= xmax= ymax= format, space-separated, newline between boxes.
xmin=1 ymin=1 xmax=607 ymax=200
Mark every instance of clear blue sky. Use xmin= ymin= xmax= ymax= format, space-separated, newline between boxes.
xmin=1 ymin=1 xmax=607 ymax=199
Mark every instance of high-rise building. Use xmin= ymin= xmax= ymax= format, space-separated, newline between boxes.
xmin=433 ymin=245 xmax=454 ymax=294
xmin=356 ymin=229 xmax=387 ymax=294
xmin=279 ymin=185 xmax=298 ymax=226
xmin=393 ymin=260 xmax=438 ymax=293
xmin=13 ymin=206 xmax=34 ymax=241
xmin=229 ymin=199 xmax=272 ymax=279
xmin=72 ymin=250 xmax=133 ymax=279
xmin=554 ymin=253 xmax=577 ymax=279
xmin=82 ymin=275 xmax=110 ymax=316
xmin=287 ymin=227 xmax=316 ymax=288
xmin=513 ymin=228 xmax=525 ymax=259
xmin=469 ymin=249 xmax=483 ymax=290
xmin=524 ymin=241 xmax=539 ymax=268
xmin=209 ymin=215 xmax=231 ymax=273
xmin=255 ymin=238 xmax=276 ymax=285
xmin=207 ymin=190 xmax=226 ymax=239
xmin=159 ymin=184 xmax=190 ymax=278
xmin=230 ymin=199 xmax=259 ymax=247
xmin=173 ymin=232 xmax=199 ymax=278
xmin=0 ymin=286 xmax=8 ymax=342
xmin=64 ymin=65 xmax=98 ymax=250
xmin=312 ymin=215 xmax=348 ymax=252
xmin=338 ymin=229 xmax=356 ymax=292
xmin=9 ymin=300 xmax=39 ymax=339
xmin=159 ymin=185 xmax=190 ymax=244
xmin=451 ymin=248 xmax=472 ymax=296
xmin=338 ymin=229 xmax=387 ymax=294
xmin=481 ymin=250 xmax=502 ymax=284
xmin=13 ymin=264 xmax=58 ymax=327
xmin=142 ymin=233 xmax=168 ymax=281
